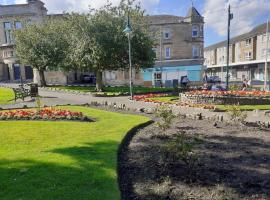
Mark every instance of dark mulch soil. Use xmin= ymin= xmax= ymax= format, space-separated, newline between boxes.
xmin=119 ymin=117 xmax=270 ymax=200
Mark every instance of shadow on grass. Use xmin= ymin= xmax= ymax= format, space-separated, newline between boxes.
xmin=0 ymin=141 xmax=120 ymax=200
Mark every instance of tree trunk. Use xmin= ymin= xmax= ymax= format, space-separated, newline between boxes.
xmin=38 ymin=69 xmax=47 ymax=87
xmin=95 ymin=71 xmax=103 ymax=92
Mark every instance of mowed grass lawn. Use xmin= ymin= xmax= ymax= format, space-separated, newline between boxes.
xmin=0 ymin=87 xmax=14 ymax=105
xmin=216 ymin=104 xmax=270 ymax=111
xmin=0 ymin=106 xmax=149 ymax=200
xmin=50 ymin=85 xmax=174 ymax=94
xmin=147 ymin=96 xmax=179 ymax=103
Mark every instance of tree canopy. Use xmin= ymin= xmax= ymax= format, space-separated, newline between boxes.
xmin=14 ymin=0 xmax=155 ymax=89
xmin=66 ymin=1 xmax=155 ymax=90
xmin=14 ymin=18 xmax=69 ymax=86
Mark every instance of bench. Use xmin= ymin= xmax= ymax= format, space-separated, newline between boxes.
xmin=12 ymin=87 xmax=31 ymax=101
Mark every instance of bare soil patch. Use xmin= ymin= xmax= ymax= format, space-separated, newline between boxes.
xmin=119 ymin=117 xmax=270 ymax=200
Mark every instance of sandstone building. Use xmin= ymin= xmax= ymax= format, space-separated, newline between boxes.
xmin=204 ymin=22 xmax=270 ymax=88
xmin=0 ymin=0 xmax=205 ymax=86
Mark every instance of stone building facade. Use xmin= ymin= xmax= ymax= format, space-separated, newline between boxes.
xmin=0 ymin=0 xmax=205 ymax=86
xmin=104 ymin=7 xmax=205 ymax=87
xmin=0 ymin=0 xmax=47 ymax=82
xmin=204 ymin=22 xmax=270 ymax=88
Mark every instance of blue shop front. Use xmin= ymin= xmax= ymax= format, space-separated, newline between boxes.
xmin=141 ymin=65 xmax=203 ymax=87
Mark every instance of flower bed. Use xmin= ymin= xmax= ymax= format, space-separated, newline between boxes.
xmin=0 ymin=108 xmax=92 ymax=122
xmin=133 ymin=93 xmax=169 ymax=102
xmin=133 ymin=93 xmax=216 ymax=110
xmin=188 ymin=90 xmax=270 ymax=97
xmin=182 ymin=90 xmax=270 ymax=105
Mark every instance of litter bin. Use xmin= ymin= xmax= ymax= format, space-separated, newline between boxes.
xmin=29 ymin=83 xmax=39 ymax=97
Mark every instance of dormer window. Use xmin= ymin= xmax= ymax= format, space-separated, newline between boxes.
xmin=192 ymin=25 xmax=198 ymax=37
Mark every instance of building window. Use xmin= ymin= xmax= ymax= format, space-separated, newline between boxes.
xmin=245 ymin=38 xmax=252 ymax=46
xmin=245 ymin=51 xmax=252 ymax=60
xmin=15 ymin=21 xmax=22 ymax=29
xmin=152 ymin=48 xmax=157 ymax=59
xmin=200 ymin=25 xmax=204 ymax=36
xmin=165 ymin=47 xmax=171 ymax=59
xmin=192 ymin=46 xmax=199 ymax=58
xmin=164 ymin=29 xmax=171 ymax=39
xmin=192 ymin=25 xmax=198 ymax=37
xmin=4 ymin=22 xmax=13 ymax=44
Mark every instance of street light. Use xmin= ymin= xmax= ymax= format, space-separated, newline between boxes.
xmin=123 ymin=14 xmax=133 ymax=100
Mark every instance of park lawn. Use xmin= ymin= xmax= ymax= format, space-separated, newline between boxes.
xmin=0 ymin=106 xmax=149 ymax=200
xmin=216 ymin=104 xmax=270 ymax=111
xmin=49 ymin=85 xmax=96 ymax=93
xmin=0 ymin=87 xmax=14 ymax=105
xmin=147 ymin=96 xmax=179 ymax=103
xmin=49 ymin=85 xmax=174 ymax=94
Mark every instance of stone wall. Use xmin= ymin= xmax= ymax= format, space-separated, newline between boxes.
xmin=181 ymin=93 xmax=270 ymax=105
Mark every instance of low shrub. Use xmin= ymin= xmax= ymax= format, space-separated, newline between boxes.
xmin=155 ymin=106 xmax=176 ymax=131
xmin=227 ymin=104 xmax=247 ymax=123
xmin=165 ymin=131 xmax=201 ymax=180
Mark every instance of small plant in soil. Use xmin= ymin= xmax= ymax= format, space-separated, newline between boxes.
xmin=155 ymin=106 xmax=176 ymax=131
xmin=164 ymin=131 xmax=201 ymax=181
xmin=227 ymin=104 xmax=247 ymax=124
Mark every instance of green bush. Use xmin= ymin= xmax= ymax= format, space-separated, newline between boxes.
xmin=165 ymin=131 xmax=201 ymax=179
xmin=227 ymin=104 xmax=247 ymax=123
xmin=155 ymin=106 xmax=176 ymax=131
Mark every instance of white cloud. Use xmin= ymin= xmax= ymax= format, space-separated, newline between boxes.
xmin=204 ymin=0 xmax=270 ymax=36
xmin=15 ymin=0 xmax=160 ymax=14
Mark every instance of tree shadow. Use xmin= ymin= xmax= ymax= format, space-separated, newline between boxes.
xmin=0 ymin=141 xmax=120 ymax=200
xmin=184 ymin=135 xmax=270 ymax=198
xmin=121 ymin=133 xmax=270 ymax=199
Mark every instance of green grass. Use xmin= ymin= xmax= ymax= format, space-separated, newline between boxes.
xmin=49 ymin=85 xmax=96 ymax=93
xmin=49 ymin=85 xmax=174 ymax=94
xmin=147 ymin=96 xmax=179 ymax=103
xmin=0 ymin=106 xmax=149 ymax=200
xmin=0 ymin=87 xmax=14 ymax=105
xmin=216 ymin=104 xmax=270 ymax=111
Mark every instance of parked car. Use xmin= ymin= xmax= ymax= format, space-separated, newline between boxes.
xmin=81 ymin=74 xmax=96 ymax=84
xmin=208 ymin=76 xmax=221 ymax=83
xmin=211 ymin=84 xmax=226 ymax=91
xmin=81 ymin=75 xmax=91 ymax=83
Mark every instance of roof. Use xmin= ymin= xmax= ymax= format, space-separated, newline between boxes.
xmin=147 ymin=15 xmax=185 ymax=25
xmin=205 ymin=22 xmax=270 ymax=51
xmin=186 ymin=7 xmax=202 ymax=18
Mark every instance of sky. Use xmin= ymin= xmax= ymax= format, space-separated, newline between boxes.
xmin=1 ymin=0 xmax=270 ymax=47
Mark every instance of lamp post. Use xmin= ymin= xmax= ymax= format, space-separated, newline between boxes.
xmin=123 ymin=14 xmax=133 ymax=100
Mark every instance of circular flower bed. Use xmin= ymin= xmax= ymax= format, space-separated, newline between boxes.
xmin=188 ymin=90 xmax=270 ymax=97
xmin=133 ymin=93 xmax=215 ymax=110
xmin=0 ymin=108 xmax=92 ymax=122
xmin=182 ymin=90 xmax=270 ymax=105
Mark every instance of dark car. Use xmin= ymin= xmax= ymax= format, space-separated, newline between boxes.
xmin=208 ymin=76 xmax=221 ymax=83
xmin=211 ymin=84 xmax=226 ymax=91
xmin=81 ymin=75 xmax=96 ymax=84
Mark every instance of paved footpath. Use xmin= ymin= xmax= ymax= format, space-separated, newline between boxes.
xmin=1 ymin=84 xmax=270 ymax=124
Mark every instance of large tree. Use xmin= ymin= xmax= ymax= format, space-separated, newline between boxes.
xmin=67 ymin=0 xmax=155 ymax=91
xmin=13 ymin=18 xmax=69 ymax=86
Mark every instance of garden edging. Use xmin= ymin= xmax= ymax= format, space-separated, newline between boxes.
xmin=117 ymin=120 xmax=154 ymax=200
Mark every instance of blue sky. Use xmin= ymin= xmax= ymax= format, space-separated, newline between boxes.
xmin=2 ymin=0 xmax=270 ymax=47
